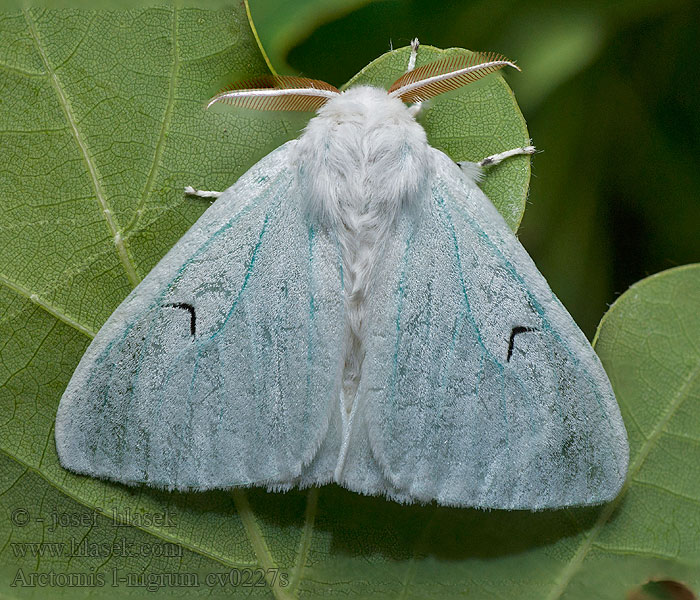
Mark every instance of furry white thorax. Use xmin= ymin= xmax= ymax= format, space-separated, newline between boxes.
xmin=293 ymin=86 xmax=436 ymax=413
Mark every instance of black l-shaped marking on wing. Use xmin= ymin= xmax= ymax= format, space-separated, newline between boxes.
xmin=164 ymin=303 xmax=196 ymax=337
xmin=507 ymin=326 xmax=536 ymax=361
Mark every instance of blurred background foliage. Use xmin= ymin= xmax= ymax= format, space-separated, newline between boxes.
xmin=250 ymin=0 xmax=700 ymax=338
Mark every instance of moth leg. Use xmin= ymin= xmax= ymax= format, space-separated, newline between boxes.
xmin=456 ymin=146 xmax=536 ymax=180
xmin=406 ymin=38 xmax=424 ymax=118
xmin=184 ymin=185 xmax=222 ymax=199
xmin=477 ymin=145 xmax=536 ymax=167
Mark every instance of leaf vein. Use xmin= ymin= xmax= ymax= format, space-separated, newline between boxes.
xmin=124 ymin=6 xmax=180 ymax=236
xmin=631 ymin=479 xmax=700 ymax=506
xmin=0 ymin=270 xmax=96 ymax=338
xmin=23 ymin=9 xmax=140 ymax=288
xmin=231 ymin=489 xmax=294 ymax=600
xmin=289 ymin=487 xmax=319 ymax=596
xmin=0 ymin=59 xmax=46 ymax=78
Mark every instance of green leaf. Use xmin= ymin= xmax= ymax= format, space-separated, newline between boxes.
xmin=588 ymin=264 xmax=700 ymax=598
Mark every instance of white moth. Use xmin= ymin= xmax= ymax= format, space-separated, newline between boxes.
xmin=56 ymin=42 xmax=629 ymax=510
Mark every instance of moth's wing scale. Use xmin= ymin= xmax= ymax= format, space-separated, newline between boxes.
xmin=344 ymin=149 xmax=628 ymax=509
xmin=55 ymin=142 xmax=345 ymax=490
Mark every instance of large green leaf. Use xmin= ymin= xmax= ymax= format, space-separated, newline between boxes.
xmin=14 ymin=7 xmax=700 ymax=600
xmin=586 ymin=264 xmax=700 ymax=598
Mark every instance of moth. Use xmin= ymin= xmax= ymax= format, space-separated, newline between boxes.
xmin=56 ymin=41 xmax=629 ymax=509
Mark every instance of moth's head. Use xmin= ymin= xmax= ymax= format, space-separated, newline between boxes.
xmin=315 ymin=85 xmax=412 ymax=126
xmin=206 ymin=51 xmax=518 ymax=118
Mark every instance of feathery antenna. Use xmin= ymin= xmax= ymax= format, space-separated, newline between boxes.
xmin=388 ymin=52 xmax=518 ymax=104
xmin=207 ymin=76 xmax=339 ymax=112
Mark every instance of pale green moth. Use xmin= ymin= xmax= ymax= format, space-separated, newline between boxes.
xmin=55 ymin=42 xmax=629 ymax=509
